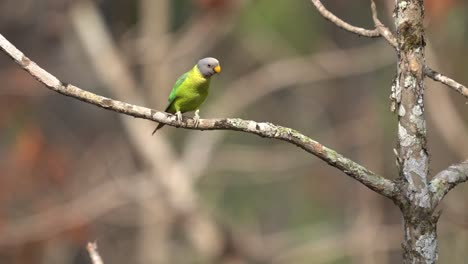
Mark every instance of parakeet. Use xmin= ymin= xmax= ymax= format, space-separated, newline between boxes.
xmin=152 ymin=57 xmax=221 ymax=135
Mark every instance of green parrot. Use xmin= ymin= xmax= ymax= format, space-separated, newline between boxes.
xmin=152 ymin=57 xmax=221 ymax=135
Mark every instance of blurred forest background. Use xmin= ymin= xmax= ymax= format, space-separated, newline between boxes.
xmin=1 ymin=0 xmax=468 ymax=263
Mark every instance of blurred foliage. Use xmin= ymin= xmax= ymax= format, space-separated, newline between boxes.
xmin=0 ymin=0 xmax=467 ymax=264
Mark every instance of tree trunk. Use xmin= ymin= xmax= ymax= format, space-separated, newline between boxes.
xmin=401 ymin=208 xmax=438 ymax=263
xmin=394 ymin=0 xmax=439 ymax=263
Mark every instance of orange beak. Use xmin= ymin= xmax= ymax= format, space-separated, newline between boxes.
xmin=214 ymin=65 xmax=221 ymax=73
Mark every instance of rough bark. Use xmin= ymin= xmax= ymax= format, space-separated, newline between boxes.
xmin=430 ymin=161 xmax=468 ymax=205
xmin=394 ymin=0 xmax=437 ymax=263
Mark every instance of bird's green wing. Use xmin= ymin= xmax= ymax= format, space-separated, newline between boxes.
xmin=168 ymin=72 xmax=188 ymax=103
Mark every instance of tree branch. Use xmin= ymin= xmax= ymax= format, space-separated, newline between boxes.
xmin=312 ymin=0 xmax=468 ymax=103
xmin=0 ymin=33 xmax=397 ymax=199
xmin=369 ymin=0 xmax=468 ymax=101
xmin=424 ymin=66 xmax=468 ymax=99
xmin=430 ymin=161 xmax=468 ymax=205
xmin=370 ymin=0 xmax=397 ymax=48
xmin=87 ymin=242 xmax=105 ymax=264
xmin=310 ymin=0 xmax=380 ymax=38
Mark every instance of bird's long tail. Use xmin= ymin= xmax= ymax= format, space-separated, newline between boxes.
xmin=152 ymin=103 xmax=174 ymax=135
xmin=151 ymin=123 xmax=165 ymax=135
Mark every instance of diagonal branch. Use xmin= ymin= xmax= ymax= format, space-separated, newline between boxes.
xmin=370 ymin=0 xmax=397 ymax=48
xmin=310 ymin=0 xmax=380 ymax=37
xmin=424 ymin=66 xmax=468 ymax=99
xmin=87 ymin=242 xmax=105 ymax=264
xmin=430 ymin=161 xmax=468 ymax=205
xmin=0 ymin=33 xmax=397 ymax=199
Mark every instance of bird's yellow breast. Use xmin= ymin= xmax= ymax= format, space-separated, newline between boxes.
xmin=189 ymin=65 xmax=207 ymax=85
xmin=172 ymin=66 xmax=211 ymax=113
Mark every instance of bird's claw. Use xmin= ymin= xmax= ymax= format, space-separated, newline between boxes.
xmin=176 ymin=111 xmax=183 ymax=125
xmin=194 ymin=109 xmax=200 ymax=128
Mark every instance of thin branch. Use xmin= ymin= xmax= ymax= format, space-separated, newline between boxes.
xmin=0 ymin=33 xmax=397 ymax=199
xmin=431 ymin=161 xmax=468 ymax=205
xmin=425 ymin=45 xmax=468 ymax=159
xmin=424 ymin=66 xmax=468 ymax=99
xmin=87 ymin=242 xmax=105 ymax=264
xmin=311 ymin=0 xmax=398 ymax=49
xmin=310 ymin=0 xmax=380 ymax=38
xmin=312 ymin=0 xmax=468 ymax=102
xmin=370 ymin=0 xmax=397 ymax=48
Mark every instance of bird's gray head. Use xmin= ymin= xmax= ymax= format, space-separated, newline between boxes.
xmin=197 ymin=57 xmax=221 ymax=78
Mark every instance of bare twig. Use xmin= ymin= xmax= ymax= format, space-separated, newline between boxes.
xmin=425 ymin=45 xmax=468 ymax=159
xmin=87 ymin=242 xmax=104 ymax=264
xmin=370 ymin=0 xmax=397 ymax=48
xmin=313 ymin=0 xmax=468 ymax=102
xmin=424 ymin=66 xmax=468 ymax=99
xmin=431 ymin=161 xmax=468 ymax=205
xmin=0 ymin=33 xmax=396 ymax=198
xmin=310 ymin=0 xmax=380 ymax=37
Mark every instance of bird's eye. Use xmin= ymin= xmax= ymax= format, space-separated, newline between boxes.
xmin=207 ymin=64 xmax=211 ymax=67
